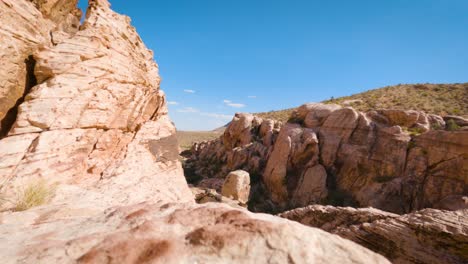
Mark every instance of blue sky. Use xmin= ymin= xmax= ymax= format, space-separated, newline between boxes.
xmin=78 ymin=0 xmax=468 ymax=130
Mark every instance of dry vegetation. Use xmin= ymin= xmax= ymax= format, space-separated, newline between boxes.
xmin=255 ymin=83 xmax=468 ymax=122
xmin=177 ymin=83 xmax=466 ymax=149
xmin=177 ymin=130 xmax=222 ymax=150
xmin=14 ymin=180 xmax=56 ymax=211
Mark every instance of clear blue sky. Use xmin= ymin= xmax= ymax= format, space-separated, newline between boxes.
xmin=78 ymin=0 xmax=468 ymax=130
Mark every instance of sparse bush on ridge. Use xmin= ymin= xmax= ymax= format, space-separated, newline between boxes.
xmin=255 ymin=83 xmax=468 ymax=122
xmin=14 ymin=179 xmax=56 ymax=212
xmin=446 ymin=119 xmax=461 ymax=131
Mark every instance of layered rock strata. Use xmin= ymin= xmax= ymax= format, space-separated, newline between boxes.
xmin=280 ymin=205 xmax=468 ymax=264
xmin=186 ymin=104 xmax=468 ymax=213
xmin=0 ymin=1 xmax=390 ymax=263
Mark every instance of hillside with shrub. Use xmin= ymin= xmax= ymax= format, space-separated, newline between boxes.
xmin=256 ymin=83 xmax=468 ymax=122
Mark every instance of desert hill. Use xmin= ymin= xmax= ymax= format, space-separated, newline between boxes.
xmin=256 ymin=83 xmax=468 ymax=122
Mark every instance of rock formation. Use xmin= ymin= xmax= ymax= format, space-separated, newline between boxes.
xmin=0 ymin=0 xmax=390 ymax=263
xmin=280 ymin=205 xmax=468 ymax=264
xmin=186 ymin=104 xmax=468 ymax=213
xmin=221 ymin=170 xmax=251 ymax=204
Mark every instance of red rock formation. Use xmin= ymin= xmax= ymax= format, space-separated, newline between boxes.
xmin=280 ymin=205 xmax=468 ymax=264
xmin=187 ymin=104 xmax=467 ymax=213
xmin=0 ymin=1 xmax=389 ymax=263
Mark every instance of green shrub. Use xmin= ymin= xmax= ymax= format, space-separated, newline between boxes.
xmin=446 ymin=120 xmax=460 ymax=131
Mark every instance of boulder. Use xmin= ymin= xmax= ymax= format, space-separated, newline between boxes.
xmin=444 ymin=115 xmax=468 ymax=127
xmin=221 ymin=170 xmax=251 ymax=204
xmin=281 ymin=205 xmax=468 ymax=264
xmin=263 ymin=123 xmax=324 ymax=206
xmin=0 ymin=202 xmax=390 ymax=264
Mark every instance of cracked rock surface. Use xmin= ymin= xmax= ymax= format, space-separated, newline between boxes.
xmin=280 ymin=205 xmax=468 ymax=264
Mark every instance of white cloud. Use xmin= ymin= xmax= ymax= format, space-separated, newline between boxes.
xmin=177 ymin=107 xmax=199 ymax=113
xmin=223 ymin=99 xmax=246 ymax=108
xmin=226 ymin=103 xmax=246 ymax=108
xmin=200 ymin=112 xmax=233 ymax=120
xmin=167 ymin=101 xmax=179 ymax=105
xmin=183 ymin=89 xmax=196 ymax=94
xmin=248 ymin=95 xmax=257 ymax=99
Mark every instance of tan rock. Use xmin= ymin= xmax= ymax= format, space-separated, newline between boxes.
xmin=291 ymin=165 xmax=328 ymax=207
xmin=263 ymin=123 xmax=324 ymax=206
xmin=281 ymin=205 xmax=468 ymax=264
xmin=0 ymin=0 xmax=192 ymax=210
xmin=221 ymin=170 xmax=251 ymax=204
xmin=0 ymin=202 xmax=390 ymax=264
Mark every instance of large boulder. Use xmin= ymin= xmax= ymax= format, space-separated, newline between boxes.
xmin=221 ymin=170 xmax=251 ymax=204
xmin=0 ymin=202 xmax=389 ymax=264
xmin=281 ymin=205 xmax=468 ymax=264
xmin=263 ymin=123 xmax=327 ymax=207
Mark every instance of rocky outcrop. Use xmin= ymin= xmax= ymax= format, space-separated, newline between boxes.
xmin=186 ymin=104 xmax=467 ymax=213
xmin=0 ymin=1 xmax=390 ymax=262
xmin=280 ymin=205 xmax=468 ymax=264
xmin=0 ymin=0 xmax=192 ymax=210
xmin=184 ymin=113 xmax=282 ymax=183
xmin=263 ymin=123 xmax=327 ymax=208
xmin=0 ymin=0 xmax=81 ymax=137
xmin=0 ymin=202 xmax=389 ymax=264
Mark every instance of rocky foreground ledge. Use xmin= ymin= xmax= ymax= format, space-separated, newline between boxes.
xmin=0 ymin=0 xmax=390 ymax=263
xmin=280 ymin=206 xmax=468 ymax=264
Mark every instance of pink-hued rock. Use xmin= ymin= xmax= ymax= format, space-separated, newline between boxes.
xmin=0 ymin=202 xmax=390 ymax=264
xmin=281 ymin=205 xmax=468 ymax=264
xmin=221 ymin=170 xmax=251 ymax=204
xmin=185 ymin=113 xmax=281 ymax=181
xmin=0 ymin=0 xmax=80 ymax=135
xmin=187 ymin=103 xmax=467 ymax=214
xmin=0 ymin=1 xmax=392 ymax=263
xmin=0 ymin=0 xmax=192 ymax=210
xmin=263 ymin=123 xmax=326 ymax=206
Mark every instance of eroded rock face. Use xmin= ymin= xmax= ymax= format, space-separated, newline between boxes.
xmin=187 ymin=104 xmax=468 ymax=213
xmin=0 ymin=0 xmax=192 ymax=210
xmin=0 ymin=1 xmax=391 ymax=263
xmin=0 ymin=0 xmax=79 ymax=136
xmin=0 ymin=202 xmax=389 ymax=264
xmin=280 ymin=205 xmax=468 ymax=264
xmin=184 ymin=113 xmax=282 ymax=182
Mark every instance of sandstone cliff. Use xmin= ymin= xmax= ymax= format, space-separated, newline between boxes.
xmin=185 ymin=104 xmax=468 ymax=214
xmin=0 ymin=1 xmax=389 ymax=263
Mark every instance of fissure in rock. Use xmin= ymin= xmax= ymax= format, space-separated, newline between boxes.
xmin=0 ymin=55 xmax=37 ymax=138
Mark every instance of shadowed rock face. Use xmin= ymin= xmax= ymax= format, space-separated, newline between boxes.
xmin=280 ymin=205 xmax=468 ymax=264
xmin=0 ymin=1 xmax=390 ymax=263
xmin=186 ymin=104 xmax=467 ymax=214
